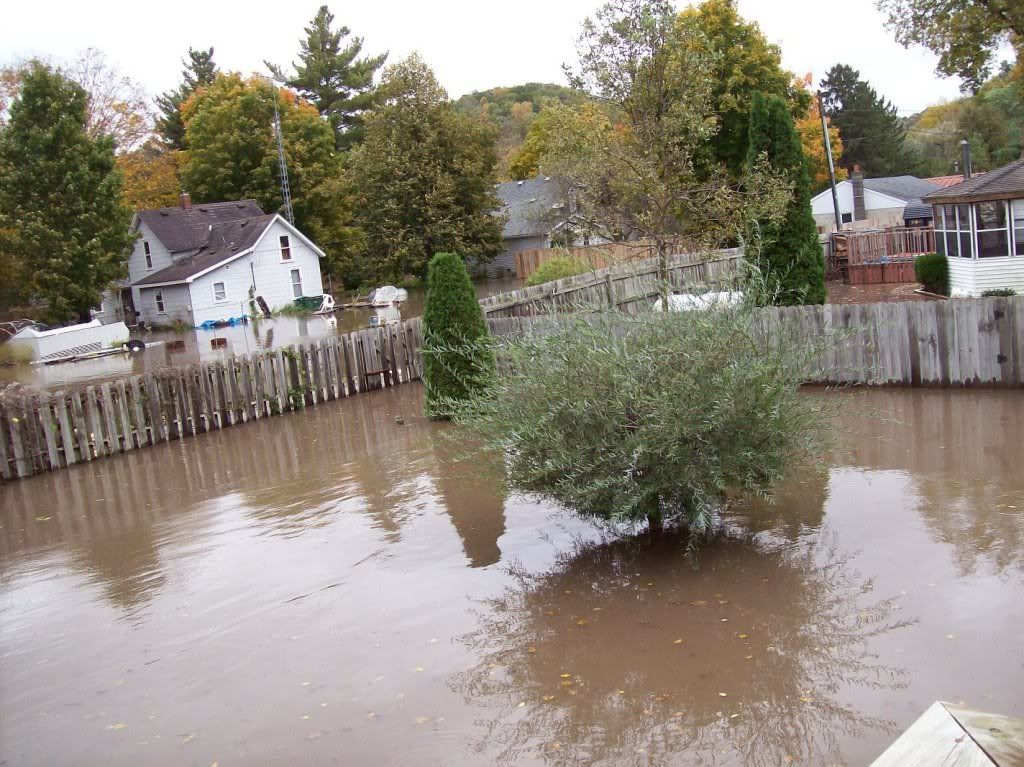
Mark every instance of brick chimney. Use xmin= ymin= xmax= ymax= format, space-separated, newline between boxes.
xmin=179 ymin=191 xmax=192 ymax=209
xmin=851 ymin=165 xmax=866 ymax=222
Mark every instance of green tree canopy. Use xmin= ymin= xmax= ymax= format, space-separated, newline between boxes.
xmin=267 ymin=5 xmax=387 ymax=149
xmin=345 ymin=55 xmax=503 ymax=286
xmin=677 ymin=0 xmax=809 ymax=177
xmin=180 ymin=73 xmax=359 ymax=281
xmin=746 ymin=93 xmax=826 ymax=306
xmin=877 ymin=0 xmax=1022 ymax=91
xmin=0 ymin=62 xmax=134 ymax=322
xmin=155 ymin=46 xmax=217 ymax=150
xmin=820 ymin=63 xmax=917 ymax=176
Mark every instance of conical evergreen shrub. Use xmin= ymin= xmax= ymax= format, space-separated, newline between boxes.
xmin=422 ymin=252 xmax=493 ymax=419
xmin=746 ymin=93 xmax=827 ymax=305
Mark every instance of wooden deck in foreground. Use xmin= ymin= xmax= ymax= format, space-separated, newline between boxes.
xmin=871 ymin=702 xmax=1024 ymax=766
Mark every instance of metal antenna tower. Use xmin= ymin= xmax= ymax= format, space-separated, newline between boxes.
xmin=272 ymin=95 xmax=295 ymax=225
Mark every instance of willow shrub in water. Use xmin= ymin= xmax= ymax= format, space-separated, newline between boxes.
xmin=431 ymin=303 xmax=829 ymax=538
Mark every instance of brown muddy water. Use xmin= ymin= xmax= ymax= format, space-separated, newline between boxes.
xmin=0 ymin=387 xmax=1022 ymax=766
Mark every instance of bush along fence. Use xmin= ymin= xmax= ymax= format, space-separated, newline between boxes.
xmin=479 ymin=249 xmax=743 ymax=318
xmin=0 ymin=320 xmax=424 ymax=481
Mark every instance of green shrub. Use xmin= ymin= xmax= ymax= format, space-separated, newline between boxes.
xmin=0 ymin=343 xmax=33 ymax=366
xmin=438 ymin=303 xmax=831 ymax=545
xmin=981 ymin=288 xmax=1016 ymax=297
xmin=525 ymin=255 xmax=591 ymax=287
xmin=422 ymin=252 xmax=493 ymax=419
xmin=914 ymin=253 xmax=949 ymax=295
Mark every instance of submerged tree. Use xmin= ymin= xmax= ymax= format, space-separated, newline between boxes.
xmin=267 ymin=5 xmax=387 ymax=149
xmin=0 ymin=62 xmax=134 ymax=323
xmin=746 ymin=93 xmax=827 ymax=305
xmin=422 ymin=252 xmax=493 ymax=419
xmin=437 ymin=304 xmax=830 ymax=537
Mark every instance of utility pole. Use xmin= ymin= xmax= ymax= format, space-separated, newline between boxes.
xmin=817 ymin=91 xmax=842 ymax=231
xmin=272 ymin=93 xmax=295 ymax=226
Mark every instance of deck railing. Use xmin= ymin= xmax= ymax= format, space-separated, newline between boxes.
xmin=840 ymin=227 xmax=935 ymax=266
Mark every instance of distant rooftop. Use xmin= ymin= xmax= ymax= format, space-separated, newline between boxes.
xmin=862 ymin=176 xmax=942 ymax=202
xmin=495 ymin=177 xmax=565 ymax=239
xmin=136 ymin=199 xmax=266 ymax=253
xmin=924 ymin=157 xmax=1024 ymax=203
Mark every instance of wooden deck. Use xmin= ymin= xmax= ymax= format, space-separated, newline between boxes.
xmin=871 ymin=702 xmax=1024 ymax=766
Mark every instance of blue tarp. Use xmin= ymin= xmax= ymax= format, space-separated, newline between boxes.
xmin=198 ymin=316 xmax=249 ymax=330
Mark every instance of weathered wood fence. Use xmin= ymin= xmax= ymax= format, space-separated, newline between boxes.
xmin=3 ymin=293 xmax=1023 ymax=482
xmin=514 ymin=239 xmax=665 ymax=280
xmin=482 ymin=249 xmax=744 ymax=318
xmin=0 ymin=319 xmax=424 ymax=481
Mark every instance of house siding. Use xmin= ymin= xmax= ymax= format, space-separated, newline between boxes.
xmin=480 ymin=234 xmax=549 ymax=278
xmin=811 ymin=182 xmax=910 ymax=233
xmin=138 ymin=284 xmax=193 ymax=325
xmin=187 ymin=219 xmax=323 ymax=326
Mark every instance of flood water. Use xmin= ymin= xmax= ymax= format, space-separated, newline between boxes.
xmin=0 ymin=277 xmax=521 ymax=391
xmin=1 ymin=388 xmax=1022 ymax=766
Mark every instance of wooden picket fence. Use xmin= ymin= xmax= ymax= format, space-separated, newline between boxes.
xmin=3 ymin=293 xmax=1023 ymax=482
xmin=0 ymin=319 xmax=423 ymax=481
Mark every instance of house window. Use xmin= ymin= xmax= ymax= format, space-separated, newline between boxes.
xmin=213 ymin=281 xmax=227 ymax=303
xmin=975 ymin=201 xmax=1009 ymax=258
xmin=841 ymin=212 xmax=853 ymax=224
xmin=155 ymin=290 xmax=165 ymax=313
xmin=933 ymin=203 xmax=973 ymax=259
xmin=290 ymin=268 xmax=302 ymax=298
xmin=1013 ymin=200 xmax=1024 ymax=256
xmin=144 ymin=241 xmax=153 ymax=269
xmin=280 ymin=235 xmax=292 ymax=261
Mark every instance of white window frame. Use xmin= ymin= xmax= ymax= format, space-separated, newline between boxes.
xmin=290 ymin=268 xmax=302 ymax=299
xmin=279 ymin=234 xmax=292 ymax=262
xmin=212 ymin=281 xmax=227 ymax=303
xmin=1011 ymin=199 xmax=1024 ymax=257
xmin=974 ymin=200 xmax=1013 ymax=259
xmin=144 ymin=240 xmax=153 ymax=270
xmin=933 ymin=203 xmax=976 ymax=260
xmin=155 ymin=290 xmax=165 ymax=314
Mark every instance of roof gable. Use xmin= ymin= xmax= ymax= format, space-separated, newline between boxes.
xmin=862 ymin=176 xmax=941 ymax=201
xmin=135 ymin=200 xmax=266 ymax=253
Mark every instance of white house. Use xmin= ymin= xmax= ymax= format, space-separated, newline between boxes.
xmin=811 ymin=169 xmax=941 ymax=233
xmin=97 ymin=195 xmax=325 ymax=327
xmin=923 ymin=156 xmax=1024 ymax=297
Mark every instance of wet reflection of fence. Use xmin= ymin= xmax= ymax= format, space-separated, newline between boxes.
xmin=0 ymin=319 xmax=423 ymax=481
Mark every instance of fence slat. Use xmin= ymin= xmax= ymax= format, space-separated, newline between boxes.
xmin=39 ymin=394 xmax=61 ymax=470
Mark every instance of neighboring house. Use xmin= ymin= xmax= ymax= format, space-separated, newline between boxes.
xmin=811 ymin=167 xmax=942 ymax=233
xmin=923 ymin=157 xmax=1024 ymax=297
xmin=484 ymin=176 xmax=573 ymax=278
xmin=96 ymin=194 xmax=325 ymax=327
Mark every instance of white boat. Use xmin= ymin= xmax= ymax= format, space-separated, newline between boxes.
xmin=5 ymin=320 xmax=139 ymax=363
xmin=368 ymin=285 xmax=408 ymax=307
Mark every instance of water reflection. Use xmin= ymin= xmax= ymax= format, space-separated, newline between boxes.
xmin=455 ymin=527 xmax=912 ymax=766
xmin=835 ymin=390 xmax=1024 ymax=575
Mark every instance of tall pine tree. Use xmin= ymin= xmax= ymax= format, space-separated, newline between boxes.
xmin=0 ymin=62 xmax=134 ymax=323
xmin=819 ymin=64 xmax=914 ymax=176
xmin=746 ymin=93 xmax=826 ymax=306
xmin=267 ymin=6 xmax=387 ymax=149
xmin=155 ymin=47 xmax=217 ymax=150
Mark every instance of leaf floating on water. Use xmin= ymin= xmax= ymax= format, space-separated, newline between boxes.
xmin=673 ymin=639 xmax=684 ymax=644
xmin=689 ymin=600 xmax=707 ymax=607
xmin=560 ymin=673 xmax=572 ymax=679
xmin=592 ymin=607 xmax=602 ymax=612
xmin=301 ymin=681 xmax=311 ymax=686
xmin=575 ymin=618 xmax=588 ymax=626
xmin=738 ymin=633 xmax=749 ymax=639
xmin=720 ymin=618 xmax=729 ymax=622
xmin=367 ymin=712 xmax=377 ymax=720
xmin=415 ymin=716 xmax=430 ymax=724
xmin=560 ymin=680 xmax=574 ymax=687
xmin=745 ymin=655 xmax=754 ymax=660
xmin=302 ymin=715 xmax=310 ymax=720
xmin=182 ymin=734 xmax=194 ymax=743
xmin=799 ymin=697 xmax=815 ymax=703
xmin=718 ymin=692 xmax=728 ymax=697
xmin=107 ymin=722 xmax=127 ymax=730
xmin=945 ymin=634 xmax=956 ymax=640
xmin=35 ymin=516 xmax=51 ymax=521
xmin=517 ymin=702 xmax=526 ymax=708
xmin=616 ymin=690 xmax=625 ymax=695
xmin=542 ymin=695 xmax=555 ymax=702
xmin=527 ymin=646 xmax=537 ymax=654
xmin=544 ymin=610 xmax=558 ymax=616
xmin=717 ymin=600 xmax=729 ymax=605
xmin=414 ymin=666 xmax=424 ymax=672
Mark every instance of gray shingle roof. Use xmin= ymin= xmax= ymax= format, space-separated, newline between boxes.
xmin=903 ymin=200 xmax=934 ymax=220
xmin=923 ymin=157 xmax=1024 ymax=203
xmin=495 ymin=177 xmax=566 ymax=239
xmin=863 ymin=176 xmax=942 ymax=201
xmin=136 ymin=200 xmax=266 ymax=253
xmin=134 ymin=215 xmax=277 ymax=286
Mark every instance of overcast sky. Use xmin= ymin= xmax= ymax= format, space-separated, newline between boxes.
xmin=2 ymin=0 xmax=966 ymax=114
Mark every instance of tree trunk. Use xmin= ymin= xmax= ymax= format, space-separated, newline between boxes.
xmin=657 ymin=240 xmax=669 ymax=312
xmin=646 ymin=496 xmax=663 ymax=533
xmin=77 ymin=308 xmax=92 ymax=324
